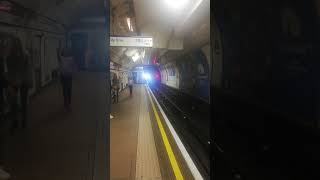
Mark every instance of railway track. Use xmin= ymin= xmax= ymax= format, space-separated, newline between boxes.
xmin=148 ymin=84 xmax=210 ymax=178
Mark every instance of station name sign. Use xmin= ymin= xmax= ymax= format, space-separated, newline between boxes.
xmin=110 ymin=36 xmax=153 ymax=47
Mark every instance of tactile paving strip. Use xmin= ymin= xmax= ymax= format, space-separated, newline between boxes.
xmin=135 ymin=87 xmax=162 ymax=180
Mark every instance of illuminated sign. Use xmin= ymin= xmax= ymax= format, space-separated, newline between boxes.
xmin=110 ymin=36 xmax=153 ymax=47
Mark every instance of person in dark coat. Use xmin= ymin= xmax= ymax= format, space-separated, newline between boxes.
xmin=0 ymin=34 xmax=13 ymax=180
xmin=128 ymin=77 xmax=133 ymax=97
xmin=58 ymin=47 xmax=76 ymax=111
xmin=20 ymin=49 xmax=33 ymax=128
xmin=2 ymin=37 xmax=24 ymax=133
xmin=112 ymin=74 xmax=120 ymax=103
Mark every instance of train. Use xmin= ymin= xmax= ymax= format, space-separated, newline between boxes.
xmin=131 ymin=65 xmax=161 ymax=85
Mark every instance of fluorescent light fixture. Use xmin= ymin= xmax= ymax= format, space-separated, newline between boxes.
xmin=132 ymin=56 xmax=139 ymax=62
xmin=141 ymin=49 xmax=145 ymax=59
xmin=164 ymin=0 xmax=188 ymax=9
xmin=132 ymin=53 xmax=140 ymax=62
xmin=126 ymin=18 xmax=133 ymax=31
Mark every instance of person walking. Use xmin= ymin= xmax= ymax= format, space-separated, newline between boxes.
xmin=128 ymin=77 xmax=133 ymax=97
xmin=0 ymin=37 xmax=10 ymax=115
xmin=3 ymin=38 xmax=24 ymax=133
xmin=20 ymin=49 xmax=33 ymax=128
xmin=112 ymin=75 xmax=120 ymax=103
xmin=0 ymin=35 xmax=11 ymax=180
xmin=58 ymin=47 xmax=76 ymax=111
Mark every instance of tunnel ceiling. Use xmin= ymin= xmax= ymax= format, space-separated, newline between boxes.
xmin=11 ymin=0 xmax=105 ymax=29
xmin=110 ymin=0 xmax=210 ymax=70
xmin=7 ymin=0 xmax=209 ymax=70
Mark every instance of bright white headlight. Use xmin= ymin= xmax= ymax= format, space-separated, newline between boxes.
xmin=143 ymin=72 xmax=151 ymax=80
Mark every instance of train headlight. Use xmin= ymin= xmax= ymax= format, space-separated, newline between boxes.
xmin=143 ymin=72 xmax=151 ymax=81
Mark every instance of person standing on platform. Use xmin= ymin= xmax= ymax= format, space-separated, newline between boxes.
xmin=128 ymin=77 xmax=133 ymax=97
xmin=58 ymin=47 xmax=76 ymax=111
xmin=4 ymin=38 xmax=24 ymax=133
xmin=0 ymin=36 xmax=11 ymax=180
xmin=20 ymin=49 xmax=33 ymax=128
xmin=112 ymin=74 xmax=120 ymax=103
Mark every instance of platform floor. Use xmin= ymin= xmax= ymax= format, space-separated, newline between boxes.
xmin=110 ymin=85 xmax=197 ymax=180
xmin=2 ymin=72 xmax=108 ymax=180
xmin=110 ymin=85 xmax=141 ymax=179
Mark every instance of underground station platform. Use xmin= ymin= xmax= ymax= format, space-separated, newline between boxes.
xmin=110 ymin=84 xmax=206 ymax=180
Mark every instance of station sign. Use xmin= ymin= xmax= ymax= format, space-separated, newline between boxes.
xmin=135 ymin=66 xmax=143 ymax=70
xmin=110 ymin=36 xmax=153 ymax=47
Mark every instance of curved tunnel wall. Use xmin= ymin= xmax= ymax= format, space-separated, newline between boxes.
xmin=212 ymin=0 xmax=320 ymax=128
xmin=159 ymin=45 xmax=211 ymax=103
xmin=210 ymin=1 xmax=320 ymax=178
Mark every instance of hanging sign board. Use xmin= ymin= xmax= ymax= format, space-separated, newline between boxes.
xmin=110 ymin=36 xmax=153 ymax=47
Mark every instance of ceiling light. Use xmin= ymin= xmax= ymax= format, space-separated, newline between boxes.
xmin=126 ymin=17 xmax=132 ymax=31
xmin=130 ymin=23 xmax=133 ymax=32
xmin=141 ymin=49 xmax=145 ymax=59
xmin=132 ymin=53 xmax=140 ymax=62
xmin=164 ymin=0 xmax=188 ymax=9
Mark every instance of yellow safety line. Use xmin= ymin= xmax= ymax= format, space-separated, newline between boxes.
xmin=146 ymin=87 xmax=184 ymax=180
